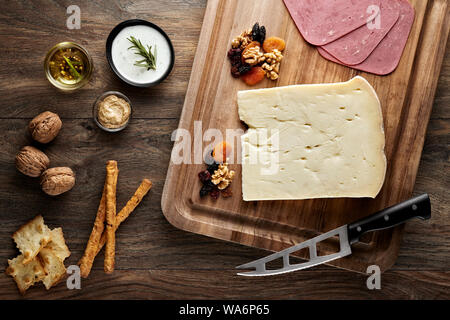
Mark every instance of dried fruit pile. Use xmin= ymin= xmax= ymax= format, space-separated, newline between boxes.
xmin=198 ymin=142 xmax=235 ymax=200
xmin=228 ymin=23 xmax=286 ymax=85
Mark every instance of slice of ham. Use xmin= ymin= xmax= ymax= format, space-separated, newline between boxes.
xmin=320 ymin=0 xmax=400 ymax=65
xmin=283 ymin=0 xmax=381 ymax=46
xmin=318 ymin=0 xmax=415 ymax=75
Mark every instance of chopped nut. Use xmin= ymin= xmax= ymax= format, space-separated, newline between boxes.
xmin=242 ymin=46 xmax=265 ymax=66
xmin=261 ymin=62 xmax=272 ymax=71
xmin=231 ymin=29 xmax=253 ymax=49
xmin=231 ymin=38 xmax=241 ymax=48
xmin=268 ymin=71 xmax=279 ymax=80
xmin=211 ymin=163 xmax=235 ymax=190
xmin=262 ymin=50 xmax=283 ymax=80
xmin=273 ymin=62 xmax=280 ymax=73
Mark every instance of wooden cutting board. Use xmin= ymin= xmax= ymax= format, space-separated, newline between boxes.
xmin=162 ymin=0 xmax=449 ymax=273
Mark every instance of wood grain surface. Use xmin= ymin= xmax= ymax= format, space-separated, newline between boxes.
xmin=0 ymin=0 xmax=448 ymax=299
xmin=162 ymin=0 xmax=449 ymax=273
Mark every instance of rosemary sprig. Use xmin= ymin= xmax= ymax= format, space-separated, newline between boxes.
xmin=127 ymin=36 xmax=157 ymax=71
xmin=63 ymin=56 xmax=80 ymax=79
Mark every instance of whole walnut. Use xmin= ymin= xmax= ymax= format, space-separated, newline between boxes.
xmin=40 ymin=167 xmax=75 ymax=196
xmin=29 ymin=111 xmax=62 ymax=144
xmin=15 ymin=146 xmax=50 ymax=177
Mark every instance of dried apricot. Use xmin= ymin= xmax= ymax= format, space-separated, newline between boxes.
xmin=213 ymin=141 xmax=233 ymax=163
xmin=263 ymin=37 xmax=286 ymax=53
xmin=241 ymin=66 xmax=265 ymax=86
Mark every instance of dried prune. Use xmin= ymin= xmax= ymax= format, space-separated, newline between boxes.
xmin=228 ymin=48 xmax=242 ymax=64
xmin=207 ymin=162 xmax=219 ymax=174
xmin=198 ymin=170 xmax=211 ymax=183
xmin=251 ymin=22 xmax=266 ymax=45
xmin=252 ymin=22 xmax=260 ymax=40
xmin=238 ymin=64 xmax=252 ymax=75
xmin=231 ymin=66 xmax=241 ymax=78
xmin=228 ymin=48 xmax=241 ymax=58
xmin=200 ymin=183 xmax=213 ymax=197
xmin=221 ymin=187 xmax=233 ymax=198
xmin=259 ymin=26 xmax=266 ymax=44
xmin=210 ymin=187 xmax=220 ymax=200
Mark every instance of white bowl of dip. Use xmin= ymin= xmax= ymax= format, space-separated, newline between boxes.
xmin=106 ymin=20 xmax=175 ymax=87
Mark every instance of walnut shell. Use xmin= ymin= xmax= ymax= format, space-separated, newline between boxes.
xmin=29 ymin=111 xmax=62 ymax=144
xmin=15 ymin=146 xmax=50 ymax=177
xmin=40 ymin=167 xmax=75 ymax=196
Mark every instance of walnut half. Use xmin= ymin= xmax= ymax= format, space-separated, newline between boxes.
xmin=242 ymin=46 xmax=265 ymax=66
xmin=40 ymin=167 xmax=75 ymax=196
xmin=211 ymin=163 xmax=235 ymax=190
xmin=15 ymin=146 xmax=50 ymax=177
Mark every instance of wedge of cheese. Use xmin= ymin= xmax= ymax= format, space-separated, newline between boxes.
xmin=238 ymin=76 xmax=386 ymax=201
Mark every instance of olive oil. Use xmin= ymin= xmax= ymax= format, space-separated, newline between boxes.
xmin=49 ymin=48 xmax=87 ymax=84
xmin=44 ymin=42 xmax=93 ymax=91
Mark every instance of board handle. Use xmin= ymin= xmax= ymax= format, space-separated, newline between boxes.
xmin=348 ymin=194 xmax=431 ymax=245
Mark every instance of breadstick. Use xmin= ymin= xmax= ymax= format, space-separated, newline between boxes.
xmin=79 ymin=183 xmax=106 ymax=278
xmin=104 ymin=160 xmax=118 ymax=274
xmin=95 ymin=179 xmax=152 ymax=256
xmin=78 ymin=167 xmax=119 ymax=278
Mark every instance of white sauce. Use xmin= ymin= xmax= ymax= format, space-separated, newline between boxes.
xmin=111 ymin=25 xmax=172 ymax=84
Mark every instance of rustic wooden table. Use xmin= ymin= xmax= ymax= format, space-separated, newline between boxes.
xmin=0 ymin=0 xmax=448 ymax=299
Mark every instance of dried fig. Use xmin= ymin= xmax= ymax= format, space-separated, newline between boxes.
xmin=40 ymin=167 xmax=75 ymax=196
xmin=15 ymin=146 xmax=50 ymax=177
xmin=29 ymin=111 xmax=62 ymax=144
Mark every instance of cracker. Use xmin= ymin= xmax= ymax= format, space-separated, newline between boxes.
xmin=46 ymin=227 xmax=71 ymax=262
xmin=39 ymin=247 xmax=66 ymax=290
xmin=12 ymin=215 xmax=51 ymax=264
xmin=6 ymin=254 xmax=46 ymax=295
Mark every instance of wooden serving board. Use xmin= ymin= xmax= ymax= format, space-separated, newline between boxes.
xmin=162 ymin=0 xmax=449 ymax=273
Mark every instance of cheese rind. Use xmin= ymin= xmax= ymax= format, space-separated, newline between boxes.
xmin=238 ymin=76 xmax=386 ymax=201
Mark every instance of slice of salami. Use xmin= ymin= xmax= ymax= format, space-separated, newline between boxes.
xmin=283 ymin=0 xmax=381 ymax=46
xmin=318 ymin=0 xmax=415 ymax=75
xmin=321 ymin=0 xmax=400 ymax=65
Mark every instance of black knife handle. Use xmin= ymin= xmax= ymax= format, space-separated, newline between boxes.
xmin=347 ymin=194 xmax=431 ymax=245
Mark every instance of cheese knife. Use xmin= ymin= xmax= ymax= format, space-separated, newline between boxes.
xmin=236 ymin=194 xmax=431 ymax=276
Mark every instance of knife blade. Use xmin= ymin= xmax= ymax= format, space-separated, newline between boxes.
xmin=236 ymin=194 xmax=431 ymax=276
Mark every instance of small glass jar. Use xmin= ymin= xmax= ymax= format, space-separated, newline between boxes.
xmin=93 ymin=91 xmax=132 ymax=132
xmin=44 ymin=42 xmax=93 ymax=91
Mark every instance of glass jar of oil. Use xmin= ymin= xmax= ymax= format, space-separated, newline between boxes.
xmin=44 ymin=42 xmax=93 ymax=91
